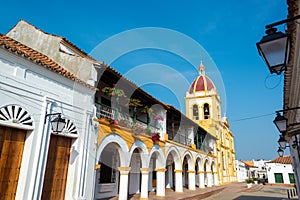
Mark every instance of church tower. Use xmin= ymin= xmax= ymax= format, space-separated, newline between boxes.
xmin=185 ymin=62 xmax=237 ymax=184
xmin=185 ymin=62 xmax=222 ymax=137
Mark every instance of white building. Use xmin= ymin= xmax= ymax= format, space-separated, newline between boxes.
xmin=266 ymin=156 xmax=295 ymax=185
xmin=236 ymin=160 xmax=248 ymax=182
xmin=0 ymin=33 xmax=97 ymax=199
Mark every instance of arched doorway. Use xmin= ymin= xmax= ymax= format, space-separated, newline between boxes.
xmin=195 ymin=157 xmax=201 ymax=187
xmin=96 ymin=142 xmax=121 ymax=199
xmin=204 ymin=159 xmax=208 ymax=187
xmin=182 ymin=156 xmax=189 ymax=188
xmin=149 ymin=153 xmax=157 ymax=191
xmin=129 ymin=148 xmax=142 ymax=195
xmin=165 ymin=153 xmax=175 ymax=190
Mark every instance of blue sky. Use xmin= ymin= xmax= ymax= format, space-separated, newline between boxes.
xmin=1 ymin=0 xmax=287 ymax=160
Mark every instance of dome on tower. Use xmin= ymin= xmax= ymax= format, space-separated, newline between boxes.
xmin=189 ymin=62 xmax=216 ymax=94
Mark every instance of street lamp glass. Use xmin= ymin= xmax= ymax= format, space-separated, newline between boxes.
xmin=277 ymin=135 xmax=287 ymax=149
xmin=50 ymin=115 xmax=66 ymax=133
xmin=277 ymin=147 xmax=284 ymax=157
xmin=256 ymin=28 xmax=290 ymax=75
xmin=273 ymin=113 xmax=287 ymax=133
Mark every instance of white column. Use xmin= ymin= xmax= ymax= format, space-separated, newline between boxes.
xmin=207 ymin=172 xmax=212 ymax=187
xmin=198 ymin=171 xmax=205 ymax=188
xmin=118 ymin=167 xmax=131 ymax=200
xmin=166 ymin=165 xmax=173 ymax=188
xmin=214 ymin=172 xmax=219 ymax=186
xmin=140 ymin=168 xmax=150 ymax=200
xmin=156 ymin=168 xmax=166 ymax=196
xmin=175 ymin=170 xmax=183 ymax=192
xmin=188 ymin=170 xmax=196 ymax=190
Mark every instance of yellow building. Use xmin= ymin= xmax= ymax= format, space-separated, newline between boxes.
xmin=185 ymin=62 xmax=237 ymax=184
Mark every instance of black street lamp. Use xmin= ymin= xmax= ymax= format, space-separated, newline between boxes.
xmin=277 ymin=147 xmax=284 ymax=157
xmin=273 ymin=112 xmax=287 ymax=133
xmin=45 ymin=113 xmax=66 ymax=133
xmin=278 ymin=135 xmax=287 ymax=149
xmin=256 ymin=27 xmax=290 ymax=75
xmin=256 ymin=15 xmax=300 ymax=75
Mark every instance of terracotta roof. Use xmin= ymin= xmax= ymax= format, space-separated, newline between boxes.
xmin=267 ymin=156 xmax=292 ymax=164
xmin=242 ymin=160 xmax=257 ymax=168
xmin=0 ymin=34 xmax=97 ymax=90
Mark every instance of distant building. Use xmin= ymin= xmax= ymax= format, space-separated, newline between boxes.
xmin=242 ymin=159 xmax=268 ymax=179
xmin=265 ymin=156 xmax=295 ymax=185
xmin=236 ymin=160 xmax=248 ymax=182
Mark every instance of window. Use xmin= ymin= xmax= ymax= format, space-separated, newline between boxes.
xmin=203 ymin=103 xmax=210 ymax=119
xmin=274 ymin=173 xmax=283 ymax=183
xmin=289 ymin=173 xmax=295 ymax=184
xmin=193 ymin=104 xmax=199 ymax=120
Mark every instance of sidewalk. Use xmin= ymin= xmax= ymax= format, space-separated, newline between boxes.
xmin=103 ymin=182 xmax=298 ymax=200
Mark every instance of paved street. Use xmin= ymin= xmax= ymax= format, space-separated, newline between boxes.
xmin=118 ymin=182 xmax=298 ymax=200
xmin=203 ymin=183 xmax=298 ymax=200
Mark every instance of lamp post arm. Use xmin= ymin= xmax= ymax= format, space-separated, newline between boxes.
xmin=276 ymin=106 xmax=300 ymax=114
xmin=266 ymin=15 xmax=300 ymax=29
xmin=44 ymin=113 xmax=62 ymax=124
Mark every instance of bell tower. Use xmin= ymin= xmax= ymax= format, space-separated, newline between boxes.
xmin=185 ymin=62 xmax=221 ymax=136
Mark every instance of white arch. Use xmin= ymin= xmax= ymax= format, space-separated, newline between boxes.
xmin=165 ymin=146 xmax=181 ymax=169
xmin=0 ymin=104 xmax=34 ymax=130
xmin=148 ymin=145 xmax=165 ymax=168
xmin=96 ymin=134 xmax=129 ymax=166
xmin=181 ymin=151 xmax=194 ymax=170
xmin=128 ymin=140 xmax=148 ymax=168
xmin=195 ymin=155 xmax=203 ymax=171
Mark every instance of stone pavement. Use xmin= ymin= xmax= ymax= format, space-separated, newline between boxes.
xmin=103 ymin=182 xmax=298 ymax=200
xmin=204 ymin=183 xmax=298 ymax=200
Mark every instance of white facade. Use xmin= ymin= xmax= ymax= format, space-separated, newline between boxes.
xmin=266 ymin=162 xmax=294 ymax=184
xmin=236 ymin=160 xmax=248 ymax=182
xmin=0 ymin=39 xmax=97 ymax=199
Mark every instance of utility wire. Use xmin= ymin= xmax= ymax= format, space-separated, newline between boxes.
xmin=233 ymin=112 xmax=275 ymax=122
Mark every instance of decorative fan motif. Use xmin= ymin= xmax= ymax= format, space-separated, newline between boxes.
xmin=0 ymin=105 xmax=33 ymax=127
xmin=63 ymin=118 xmax=77 ymax=134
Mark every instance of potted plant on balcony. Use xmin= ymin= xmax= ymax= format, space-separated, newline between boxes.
xmin=151 ymin=133 xmax=160 ymax=143
xmin=127 ymin=98 xmax=142 ymax=122
xmin=141 ymin=105 xmax=153 ymax=126
xmin=153 ymin=114 xmax=164 ymax=128
xmin=102 ymin=86 xmax=126 ymax=119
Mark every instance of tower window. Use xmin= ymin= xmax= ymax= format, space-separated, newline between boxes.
xmin=203 ymin=103 xmax=210 ymax=119
xmin=193 ymin=104 xmax=199 ymax=120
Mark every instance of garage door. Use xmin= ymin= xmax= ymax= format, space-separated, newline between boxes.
xmin=0 ymin=126 xmax=26 ymax=199
xmin=41 ymin=134 xmax=72 ymax=200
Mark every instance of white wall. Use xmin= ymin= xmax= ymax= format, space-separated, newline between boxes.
xmin=0 ymin=48 xmax=96 ymax=200
xmin=266 ymin=163 xmax=294 ymax=184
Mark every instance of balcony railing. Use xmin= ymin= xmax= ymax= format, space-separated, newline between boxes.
xmin=168 ymin=130 xmax=192 ymax=146
xmin=96 ymin=102 xmax=159 ymax=135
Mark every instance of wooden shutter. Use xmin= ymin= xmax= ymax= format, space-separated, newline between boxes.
xmin=0 ymin=126 xmax=26 ymax=199
xmin=41 ymin=135 xmax=71 ymax=200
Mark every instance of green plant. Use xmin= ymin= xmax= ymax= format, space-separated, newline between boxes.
xmin=127 ymin=98 xmax=142 ymax=107
xmin=246 ymin=178 xmax=254 ymax=184
xmin=102 ymin=86 xmax=126 ymax=98
xmin=141 ymin=106 xmax=153 ymax=114
xmin=253 ymin=177 xmax=258 ymax=181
